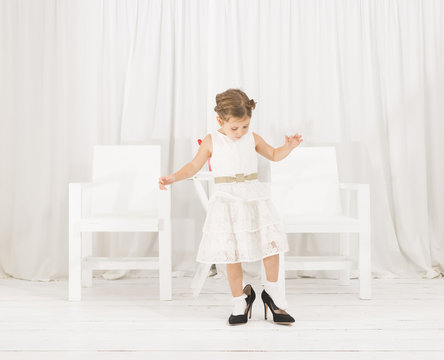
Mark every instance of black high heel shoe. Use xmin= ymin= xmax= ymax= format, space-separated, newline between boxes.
xmin=261 ymin=290 xmax=295 ymax=325
xmin=228 ymin=284 xmax=256 ymax=325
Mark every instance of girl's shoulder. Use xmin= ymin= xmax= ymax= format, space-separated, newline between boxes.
xmin=251 ymin=131 xmax=262 ymax=146
xmin=199 ymin=133 xmax=213 ymax=155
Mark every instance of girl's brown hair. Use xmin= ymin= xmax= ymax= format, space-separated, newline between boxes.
xmin=214 ymin=88 xmax=256 ymax=121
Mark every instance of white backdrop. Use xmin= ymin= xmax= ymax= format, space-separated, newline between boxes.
xmin=1 ymin=0 xmax=443 ymax=281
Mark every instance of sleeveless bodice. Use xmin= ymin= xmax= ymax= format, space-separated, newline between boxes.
xmin=210 ymin=130 xmax=258 ymax=178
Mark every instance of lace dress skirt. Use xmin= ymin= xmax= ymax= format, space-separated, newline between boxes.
xmin=196 ymin=180 xmax=289 ymax=264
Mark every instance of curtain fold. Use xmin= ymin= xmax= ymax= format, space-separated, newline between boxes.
xmin=0 ymin=0 xmax=442 ymax=281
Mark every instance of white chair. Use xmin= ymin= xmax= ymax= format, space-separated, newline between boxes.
xmin=270 ymin=147 xmax=371 ymax=300
xmin=68 ymin=145 xmax=172 ymax=301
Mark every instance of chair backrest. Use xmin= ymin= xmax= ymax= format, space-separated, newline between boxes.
xmin=85 ymin=145 xmax=161 ymax=217
xmin=270 ymin=147 xmax=342 ymax=217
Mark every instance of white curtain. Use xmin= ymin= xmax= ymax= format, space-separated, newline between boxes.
xmin=1 ymin=0 xmax=443 ymax=281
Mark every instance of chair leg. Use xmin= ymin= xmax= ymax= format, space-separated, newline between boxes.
xmin=339 ymin=233 xmax=351 ymax=285
xmin=359 ymin=229 xmax=371 ymax=299
xmin=159 ymin=222 xmax=172 ymax=301
xmin=82 ymin=233 xmax=93 ymax=288
xmin=69 ymin=230 xmax=82 ymax=301
xmin=192 ymin=263 xmax=212 ymax=298
xmin=358 ymin=184 xmax=371 ymax=300
xmin=191 ymin=262 xmax=205 ymax=289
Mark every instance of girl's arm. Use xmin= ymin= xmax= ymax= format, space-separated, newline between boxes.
xmin=253 ymin=132 xmax=303 ymax=162
xmin=158 ymin=134 xmax=212 ymax=190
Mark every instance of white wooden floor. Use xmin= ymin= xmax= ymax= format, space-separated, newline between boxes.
xmin=0 ymin=276 xmax=443 ymax=359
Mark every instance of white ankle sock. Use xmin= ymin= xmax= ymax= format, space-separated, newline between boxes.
xmin=232 ymin=293 xmax=247 ymax=315
xmin=264 ymin=280 xmax=288 ymax=310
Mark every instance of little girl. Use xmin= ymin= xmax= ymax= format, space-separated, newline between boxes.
xmin=159 ymin=88 xmax=303 ymax=325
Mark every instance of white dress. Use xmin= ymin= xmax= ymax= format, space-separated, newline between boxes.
xmin=196 ymin=129 xmax=289 ymax=264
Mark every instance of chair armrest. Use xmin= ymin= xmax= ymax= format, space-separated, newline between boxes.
xmin=186 ymin=171 xmax=214 ymax=210
xmin=191 ymin=171 xmax=213 ymax=181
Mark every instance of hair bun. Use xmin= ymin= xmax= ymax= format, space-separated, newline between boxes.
xmin=248 ymin=99 xmax=256 ymax=109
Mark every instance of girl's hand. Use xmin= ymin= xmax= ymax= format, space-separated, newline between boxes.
xmin=285 ymin=133 xmax=303 ymax=150
xmin=158 ymin=174 xmax=175 ymax=190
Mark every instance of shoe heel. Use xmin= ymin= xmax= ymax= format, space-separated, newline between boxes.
xmin=248 ymin=304 xmax=253 ymax=319
xmin=264 ymin=302 xmax=268 ymax=320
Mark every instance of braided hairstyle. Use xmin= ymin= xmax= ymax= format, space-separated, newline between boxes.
xmin=214 ymin=88 xmax=256 ymax=121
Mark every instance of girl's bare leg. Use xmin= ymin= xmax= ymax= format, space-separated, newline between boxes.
xmin=226 ymin=263 xmax=243 ymax=297
xmin=263 ymin=254 xmax=279 ymax=281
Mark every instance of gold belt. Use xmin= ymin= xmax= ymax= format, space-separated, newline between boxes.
xmin=214 ymin=172 xmax=258 ymax=184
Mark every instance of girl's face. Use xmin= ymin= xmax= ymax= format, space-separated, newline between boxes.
xmin=217 ymin=115 xmax=251 ymax=140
